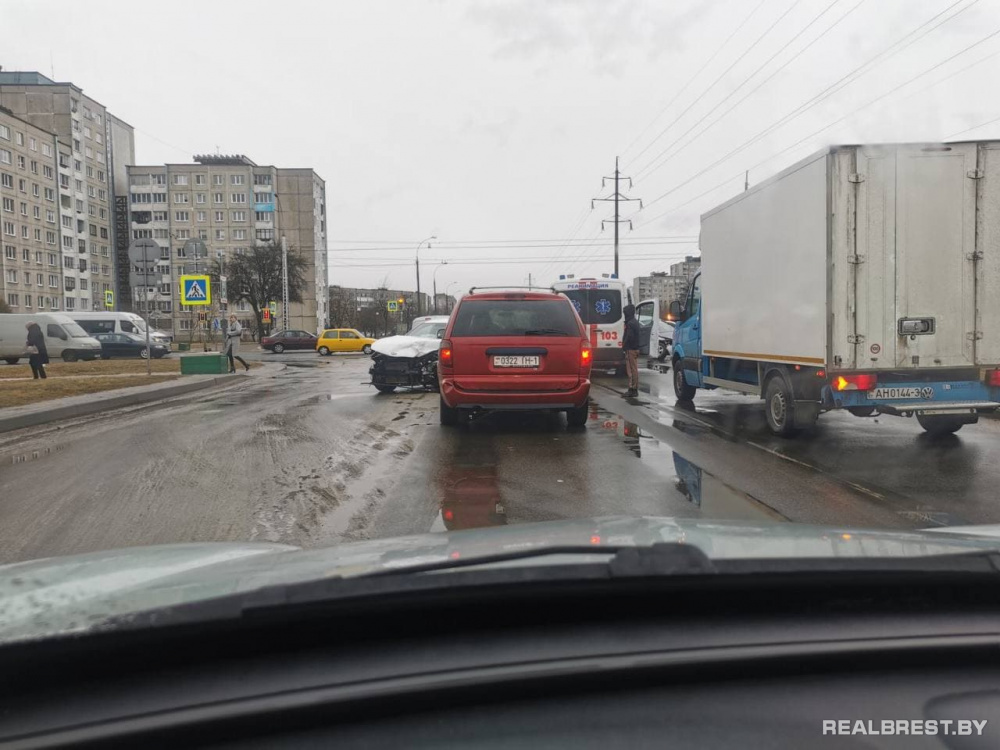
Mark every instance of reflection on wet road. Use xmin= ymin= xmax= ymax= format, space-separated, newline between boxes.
xmin=1 ymin=355 xmax=998 ymax=563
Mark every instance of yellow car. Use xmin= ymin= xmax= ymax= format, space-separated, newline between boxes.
xmin=316 ymin=328 xmax=376 ymax=356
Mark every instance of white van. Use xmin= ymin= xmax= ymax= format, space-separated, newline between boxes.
xmin=72 ymin=312 xmax=171 ymax=345
xmin=0 ymin=313 xmax=102 ymax=364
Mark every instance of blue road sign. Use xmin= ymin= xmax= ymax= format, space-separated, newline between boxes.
xmin=180 ymin=275 xmax=211 ymax=306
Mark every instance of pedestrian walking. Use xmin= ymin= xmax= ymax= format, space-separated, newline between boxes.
xmin=25 ymin=321 xmax=49 ymax=380
xmin=622 ymin=304 xmax=641 ymax=398
xmin=223 ymin=314 xmax=250 ymax=373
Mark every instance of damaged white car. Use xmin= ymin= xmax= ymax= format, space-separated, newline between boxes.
xmin=369 ymin=315 xmax=450 ymax=393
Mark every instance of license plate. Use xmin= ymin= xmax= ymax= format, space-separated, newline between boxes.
xmin=867 ymin=387 xmax=934 ymax=400
xmin=493 ymin=355 xmax=539 ymax=368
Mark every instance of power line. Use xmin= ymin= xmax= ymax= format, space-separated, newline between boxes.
xmin=627 ymin=0 xmax=804 ymax=176
xmin=330 ymin=252 xmax=701 ymax=269
xmin=637 ymin=21 xmax=1000 ymax=230
xmin=632 ymin=0 xmax=860 ymax=180
xmin=946 ymin=113 xmax=1000 ymax=139
xmin=620 ymin=0 xmax=767 ymax=164
xmin=637 ymin=0 xmax=985 ymax=217
xmin=327 ymin=239 xmax=697 ymax=254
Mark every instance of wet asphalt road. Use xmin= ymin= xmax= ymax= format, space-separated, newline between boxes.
xmin=0 ymin=352 xmax=998 ymax=563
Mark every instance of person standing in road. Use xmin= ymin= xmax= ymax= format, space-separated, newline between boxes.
xmin=223 ymin=314 xmax=250 ymax=373
xmin=622 ymin=304 xmax=641 ymax=398
xmin=25 ymin=321 xmax=49 ymax=380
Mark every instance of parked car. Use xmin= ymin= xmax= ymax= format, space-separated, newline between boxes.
xmin=438 ymin=289 xmax=592 ymax=427
xmin=0 ymin=313 xmax=102 ymax=363
xmin=316 ymin=328 xmax=376 ymax=356
xmin=261 ymin=329 xmax=318 ymax=353
xmin=72 ymin=312 xmax=172 ymax=346
xmin=93 ymin=332 xmax=171 ymax=359
xmin=369 ymin=315 xmax=450 ymax=393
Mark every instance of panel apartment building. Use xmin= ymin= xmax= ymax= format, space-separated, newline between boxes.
xmin=0 ymin=72 xmax=135 ymax=313
xmin=126 ymin=155 xmax=328 ymax=335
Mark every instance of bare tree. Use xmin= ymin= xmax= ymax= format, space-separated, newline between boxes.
xmin=210 ymin=241 xmax=308 ymax=340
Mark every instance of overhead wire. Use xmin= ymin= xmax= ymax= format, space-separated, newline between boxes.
xmin=632 ymin=0 xmax=864 ymax=180
xmin=636 ymin=0 xmax=986 ymax=219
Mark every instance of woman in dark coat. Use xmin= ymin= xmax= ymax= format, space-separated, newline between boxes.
xmin=25 ymin=321 xmax=49 ymax=380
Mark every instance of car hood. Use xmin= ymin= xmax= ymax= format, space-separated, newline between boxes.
xmin=371 ymin=335 xmax=440 ymax=358
xmin=3 ymin=516 xmax=1000 ymax=645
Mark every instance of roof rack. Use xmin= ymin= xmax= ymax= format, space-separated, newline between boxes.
xmin=467 ymin=285 xmax=557 ymax=295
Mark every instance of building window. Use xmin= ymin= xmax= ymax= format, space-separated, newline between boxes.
xmin=65 ymin=297 xmax=74 ymax=310
xmin=48 ymin=274 xmax=58 ymax=287
xmin=46 ymin=231 xmax=56 ymax=245
xmin=34 ymin=252 xmax=42 ymax=265
xmin=21 ymin=247 xmax=30 ymax=261
xmin=0 ymin=173 xmax=11 ymax=188
xmin=7 ymin=293 xmax=18 ymax=307
xmin=131 ymin=192 xmax=151 ymax=204
xmin=16 ymin=155 xmax=26 ymax=169
xmin=86 ymin=165 xmax=94 ymax=178
xmin=214 ymin=211 xmax=224 ymax=222
xmin=48 ymin=253 xmax=56 ymax=266
xmin=196 ymin=211 xmax=206 ymax=222
xmin=253 ymin=174 xmax=271 ymax=185
xmin=152 ymin=211 xmax=168 ymax=222
xmin=233 ymin=211 xmax=247 ymax=222
xmin=2 ymin=220 xmax=14 ymax=236
xmin=0 ymin=149 xmax=11 ymax=165
xmin=151 ymin=193 xmax=166 ymax=203
xmin=173 ymin=193 xmax=189 ymax=204
xmin=1 ymin=197 xmax=12 ymax=212
xmin=231 ymin=193 xmax=246 ymax=203
xmin=256 ymin=229 xmax=274 ymax=241
xmin=213 ymin=174 xmax=224 ymax=186
xmin=46 ymin=210 xmax=55 ymax=223
xmin=215 ymin=229 xmax=225 ymax=240
xmin=213 ymin=192 xmax=224 ymax=203
xmin=194 ymin=174 xmax=206 ymax=185
xmin=80 ymin=278 xmax=88 ymax=291
xmin=5 ymin=269 xmax=17 ymax=283
xmin=100 ymin=227 xmax=108 ymax=239
xmin=175 ymin=229 xmax=190 ymax=239
xmin=3 ymin=245 xmax=15 ymax=259
xmin=42 ymin=143 xmax=52 ymax=156
xmin=198 ymin=229 xmax=208 ymax=240
xmin=43 ymin=165 xmax=54 ymax=178
xmin=195 ymin=193 xmax=206 ymax=204
xmin=174 ymin=211 xmax=189 ymax=222
xmin=20 ymin=202 xmax=28 ymax=216
xmin=231 ymin=174 xmax=245 ymax=185
xmin=173 ymin=174 xmax=188 ymax=185
xmin=44 ymin=187 xmax=54 ymax=201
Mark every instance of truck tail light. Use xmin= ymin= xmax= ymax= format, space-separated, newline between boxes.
xmin=833 ymin=373 xmax=877 ymax=391
xmin=439 ymin=339 xmax=453 ymax=367
xmin=581 ymin=344 xmax=592 ymax=367
xmin=987 ymin=369 xmax=1000 ymax=387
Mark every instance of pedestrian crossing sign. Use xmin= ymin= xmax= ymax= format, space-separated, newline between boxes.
xmin=180 ymin=275 xmax=212 ymax=306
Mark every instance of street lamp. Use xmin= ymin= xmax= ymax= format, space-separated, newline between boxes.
xmin=432 ymin=261 xmax=448 ymax=314
xmin=415 ymin=235 xmax=436 ymax=316
xmin=445 ymin=281 xmax=459 ymax=313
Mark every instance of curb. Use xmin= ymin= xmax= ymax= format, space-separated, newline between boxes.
xmin=0 ymin=373 xmax=245 ymax=434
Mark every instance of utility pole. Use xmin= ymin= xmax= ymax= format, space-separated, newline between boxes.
xmin=281 ymin=235 xmax=289 ymax=331
xmin=592 ymin=157 xmax=642 ymax=278
xmin=744 ymin=170 xmax=749 ymax=191
xmin=415 ymin=235 xmax=435 ymax=316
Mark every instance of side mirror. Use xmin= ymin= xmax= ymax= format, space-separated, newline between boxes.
xmin=668 ymin=300 xmax=684 ymax=320
xmin=436 ymin=330 xmax=444 ymax=339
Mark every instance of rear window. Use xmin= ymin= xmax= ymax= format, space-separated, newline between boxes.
xmin=561 ymin=289 xmax=622 ymax=325
xmin=451 ymin=299 xmax=581 ymax=337
xmin=77 ymin=319 xmax=114 ymax=334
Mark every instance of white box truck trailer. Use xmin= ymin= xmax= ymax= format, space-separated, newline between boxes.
xmin=670 ymin=141 xmax=1000 ymax=437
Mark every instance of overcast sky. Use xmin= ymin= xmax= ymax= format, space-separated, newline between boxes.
xmin=4 ymin=0 xmax=1000 ymax=294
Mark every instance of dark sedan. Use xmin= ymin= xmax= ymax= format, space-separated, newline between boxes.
xmin=94 ymin=332 xmax=170 ymax=359
xmin=261 ymin=330 xmax=317 ymax=353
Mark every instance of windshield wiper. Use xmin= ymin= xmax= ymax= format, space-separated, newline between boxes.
xmin=524 ymin=328 xmax=571 ymax=336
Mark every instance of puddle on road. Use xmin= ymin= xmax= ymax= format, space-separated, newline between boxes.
xmin=587 ymin=405 xmax=786 ymax=523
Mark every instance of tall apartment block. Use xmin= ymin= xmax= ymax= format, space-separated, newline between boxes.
xmin=126 ymin=155 xmax=328 ymax=335
xmin=0 ymin=72 xmax=135 ymax=312
xmin=0 ymin=107 xmax=64 ymax=313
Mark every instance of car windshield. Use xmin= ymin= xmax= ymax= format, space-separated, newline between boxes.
xmin=407 ymin=322 xmax=445 ymax=338
xmin=5 ymin=1 xmax=1000 ymax=660
xmin=451 ymin=300 xmax=580 ymax=337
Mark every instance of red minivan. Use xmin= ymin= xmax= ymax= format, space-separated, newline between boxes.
xmin=438 ymin=290 xmax=592 ymax=427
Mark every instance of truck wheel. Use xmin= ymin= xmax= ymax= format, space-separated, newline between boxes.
xmin=440 ymin=395 xmax=459 ymax=426
xmin=3 ymin=357 xmax=18 ymax=365
xmin=375 ymin=385 xmax=396 ymax=394
xmin=916 ymin=414 xmax=966 ymax=436
xmin=62 ymin=351 xmax=78 ymax=363
xmin=672 ymin=360 xmax=696 ymax=401
xmin=566 ymin=402 xmax=589 ymax=428
xmin=764 ymin=375 xmax=799 ymax=437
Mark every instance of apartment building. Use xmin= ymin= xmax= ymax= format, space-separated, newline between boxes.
xmin=0 ymin=72 xmax=135 ymax=312
xmin=127 ymin=155 xmax=328 ymax=336
xmin=0 ymin=108 xmax=64 ymax=313
xmin=632 ymin=272 xmax=688 ymax=304
xmin=669 ymin=255 xmax=701 ymax=282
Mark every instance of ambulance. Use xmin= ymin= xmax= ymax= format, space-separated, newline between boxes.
xmin=552 ymin=274 xmax=631 ymax=372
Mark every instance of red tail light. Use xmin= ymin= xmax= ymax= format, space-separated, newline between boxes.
xmin=439 ymin=339 xmax=453 ymax=367
xmin=581 ymin=344 xmax=592 ymax=367
xmin=987 ymin=369 xmax=1000 ymax=387
xmin=833 ymin=373 xmax=877 ymax=391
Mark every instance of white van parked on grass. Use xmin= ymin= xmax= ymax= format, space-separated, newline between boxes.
xmin=0 ymin=313 xmax=102 ymax=363
xmin=71 ymin=312 xmax=171 ymax=345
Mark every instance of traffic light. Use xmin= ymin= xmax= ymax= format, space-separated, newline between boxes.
xmin=397 ymin=297 xmax=405 ymax=309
